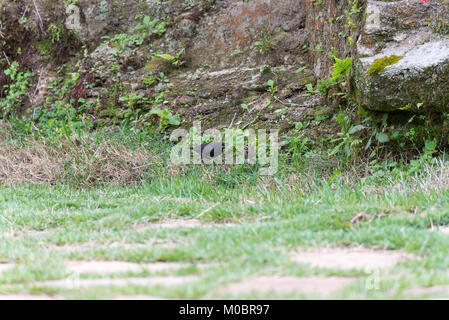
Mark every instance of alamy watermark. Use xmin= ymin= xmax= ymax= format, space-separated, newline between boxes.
xmin=61 ymin=4 xmax=279 ymax=175
xmin=365 ymin=267 xmax=380 ymax=291
xmin=170 ymin=121 xmax=279 ymax=176
xmin=65 ymin=4 xmax=81 ymax=31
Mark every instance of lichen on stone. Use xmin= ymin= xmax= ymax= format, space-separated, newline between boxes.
xmin=367 ymin=55 xmax=403 ymax=76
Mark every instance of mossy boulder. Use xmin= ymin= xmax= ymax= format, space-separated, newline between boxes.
xmin=354 ymin=0 xmax=449 ymax=112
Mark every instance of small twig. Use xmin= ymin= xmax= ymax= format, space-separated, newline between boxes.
xmin=0 ymin=214 xmax=13 ymax=226
xmin=244 ymin=100 xmax=258 ymax=108
xmin=32 ymin=0 xmax=45 ymax=34
xmin=21 ymin=6 xmax=30 ymax=20
xmin=132 ymin=160 xmax=161 ymax=170
xmin=32 ymin=67 xmax=44 ymax=99
xmin=132 ymin=163 xmax=153 ymax=170
xmin=196 ymin=203 xmax=219 ymax=218
xmin=2 ymin=51 xmax=10 ymax=66
xmin=228 ymin=112 xmax=237 ymax=129
xmin=274 ymin=96 xmax=302 ymax=107
xmin=242 ymin=109 xmax=262 ymax=130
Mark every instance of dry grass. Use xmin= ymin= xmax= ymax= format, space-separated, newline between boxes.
xmin=0 ymin=123 xmax=157 ymax=186
xmin=410 ymin=161 xmax=449 ymax=193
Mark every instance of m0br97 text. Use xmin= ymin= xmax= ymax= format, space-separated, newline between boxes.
xmin=223 ymin=305 xmax=269 ymax=315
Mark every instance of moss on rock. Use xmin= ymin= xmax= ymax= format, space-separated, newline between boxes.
xmin=368 ymin=55 xmax=403 ymax=76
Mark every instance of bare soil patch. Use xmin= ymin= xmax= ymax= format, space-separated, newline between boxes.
xmin=140 ymin=219 xmax=204 ymax=229
xmin=153 ymin=196 xmax=200 ymax=204
xmin=21 ymin=229 xmax=52 ymax=237
xmin=0 ymin=263 xmax=14 ymax=274
xmin=34 ymin=276 xmax=197 ymax=289
xmin=221 ymin=276 xmax=355 ymax=296
xmin=404 ymin=285 xmax=449 ymax=298
xmin=47 ymin=239 xmax=179 ymax=252
xmin=141 ymin=219 xmax=237 ymax=229
xmin=429 ymin=225 xmax=449 ymax=234
xmin=2 ymin=229 xmax=52 ymax=239
xmin=67 ymin=261 xmax=186 ymax=275
xmin=291 ymin=247 xmax=414 ymax=270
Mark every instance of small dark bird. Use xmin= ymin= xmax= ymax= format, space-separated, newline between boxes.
xmin=190 ymin=141 xmax=227 ymax=161
xmin=190 ymin=141 xmax=255 ymax=163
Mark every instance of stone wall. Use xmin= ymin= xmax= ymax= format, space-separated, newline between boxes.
xmin=1 ymin=0 xmax=449 ymax=130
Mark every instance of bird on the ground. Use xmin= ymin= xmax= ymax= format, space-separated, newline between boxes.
xmin=190 ymin=141 xmax=227 ymax=160
xmin=190 ymin=141 xmax=254 ymax=162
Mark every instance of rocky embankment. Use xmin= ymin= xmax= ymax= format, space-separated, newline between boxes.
xmin=0 ymin=0 xmax=447 ymax=131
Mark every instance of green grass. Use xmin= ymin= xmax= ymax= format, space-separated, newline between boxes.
xmin=2 ymin=157 xmax=449 ymax=299
xmin=1 ymin=123 xmax=449 ymax=299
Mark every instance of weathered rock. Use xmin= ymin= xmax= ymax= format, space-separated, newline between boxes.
xmin=0 ymin=0 xmax=319 ymax=130
xmin=4 ymin=0 xmax=449 ymax=120
xmin=354 ymin=0 xmax=449 ymax=112
xmin=188 ymin=0 xmax=306 ymax=69
xmin=82 ymin=43 xmax=117 ymax=84
xmin=66 ymin=0 xmax=152 ymax=44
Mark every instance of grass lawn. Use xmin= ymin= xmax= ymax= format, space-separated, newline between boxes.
xmin=2 ymin=160 xmax=449 ymax=299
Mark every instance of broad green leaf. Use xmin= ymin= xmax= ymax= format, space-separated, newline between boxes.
xmin=376 ymin=132 xmax=390 ymax=143
xmin=348 ymin=125 xmax=365 ymax=135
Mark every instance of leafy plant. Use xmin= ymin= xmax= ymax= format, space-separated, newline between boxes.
xmin=363 ymin=113 xmax=390 ymax=152
xmin=315 ymin=56 xmax=352 ymax=98
xmin=134 ymin=16 xmax=166 ymax=37
xmin=286 ymin=122 xmax=312 ymax=170
xmin=329 ymin=112 xmax=363 ymax=162
xmin=105 ymin=16 xmax=167 ymax=57
xmin=31 ymin=99 xmax=91 ymax=138
xmin=152 ymin=48 xmax=185 ymax=67
xmin=119 ymin=92 xmax=146 ymax=109
xmin=408 ymin=138 xmax=437 ymax=174
xmin=255 ymin=30 xmax=274 ymax=53
xmin=266 ymin=79 xmax=278 ymax=106
xmin=0 ymin=61 xmax=33 ymax=117
xmin=331 ymin=56 xmax=352 ymax=81
xmin=48 ymin=23 xmax=62 ymax=43
xmin=255 ymin=16 xmax=275 ymax=54
xmin=150 ymin=107 xmax=181 ymax=130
